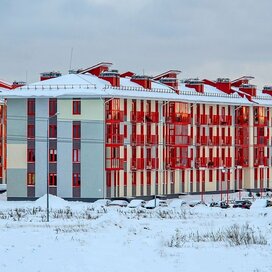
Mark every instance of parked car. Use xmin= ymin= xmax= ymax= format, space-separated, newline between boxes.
xmin=127 ymin=199 xmax=146 ymax=208
xmin=92 ymin=199 xmax=111 ymax=207
xmin=233 ymin=200 xmax=252 ymax=209
xmin=169 ymin=199 xmax=187 ymax=209
xmin=189 ymin=200 xmax=207 ymax=207
xmin=210 ymin=201 xmax=230 ymax=209
xmin=145 ymin=199 xmax=168 ymax=209
xmin=108 ymin=200 xmax=128 ymax=207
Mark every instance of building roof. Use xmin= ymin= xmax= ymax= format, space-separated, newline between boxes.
xmin=1 ymin=73 xmax=271 ymax=106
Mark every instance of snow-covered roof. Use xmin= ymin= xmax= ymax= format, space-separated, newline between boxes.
xmin=0 ymin=73 xmax=271 ymax=106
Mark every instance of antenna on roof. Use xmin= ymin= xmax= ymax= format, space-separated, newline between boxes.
xmin=69 ymin=47 xmax=74 ymax=70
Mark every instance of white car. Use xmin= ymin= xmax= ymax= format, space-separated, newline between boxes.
xmin=127 ymin=199 xmax=146 ymax=208
xmin=168 ymin=198 xmax=187 ymax=209
xmin=108 ymin=200 xmax=129 ymax=207
xmin=92 ymin=199 xmax=111 ymax=207
xmin=145 ymin=198 xmax=168 ymax=209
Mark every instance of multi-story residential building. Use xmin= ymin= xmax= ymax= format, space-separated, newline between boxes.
xmin=2 ymin=63 xmax=272 ymax=201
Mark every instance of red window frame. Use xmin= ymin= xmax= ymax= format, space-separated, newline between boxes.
xmin=73 ymin=173 xmax=81 ymax=187
xmin=28 ymin=99 xmax=35 ymax=116
xmin=27 ymin=173 xmax=35 ymax=186
xmin=49 ymin=173 xmax=57 ymax=186
xmin=73 ymin=149 xmax=80 ymax=163
xmin=27 ymin=149 xmax=35 ymax=162
xmin=49 ymin=99 xmax=57 ymax=116
xmin=73 ymin=99 xmax=81 ymax=115
xmin=73 ymin=123 xmax=81 ymax=139
xmin=49 ymin=125 xmax=57 ymax=138
xmin=27 ymin=125 xmax=35 ymax=138
xmin=49 ymin=149 xmax=57 ymax=162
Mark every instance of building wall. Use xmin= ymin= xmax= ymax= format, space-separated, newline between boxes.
xmin=7 ymin=99 xmax=27 ymax=197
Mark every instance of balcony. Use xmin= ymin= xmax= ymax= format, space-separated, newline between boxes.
xmin=166 ymin=158 xmax=190 ymax=169
xmin=236 ymin=116 xmax=249 ymax=125
xmin=208 ymin=115 xmax=220 ymax=125
xmin=195 ymin=157 xmax=207 ymax=168
xmin=130 ymin=111 xmax=145 ymax=123
xmin=130 ymin=135 xmax=145 ymax=146
xmin=208 ymin=136 xmax=220 ymax=145
xmin=146 ymin=135 xmax=159 ymax=145
xmin=220 ymin=115 xmax=232 ymax=125
xmin=197 ymin=136 xmax=208 ymax=145
xmin=254 ymin=116 xmax=268 ymax=127
xmin=105 ymin=158 xmax=124 ymax=170
xmin=222 ymin=136 xmax=232 ymax=146
xmin=207 ymin=158 xmax=220 ymax=168
xmin=225 ymin=157 xmax=232 ymax=167
xmin=106 ymin=111 xmax=124 ymax=122
xmin=145 ymin=112 xmax=159 ymax=123
xmin=166 ymin=113 xmax=191 ymax=124
xmin=195 ymin=114 xmax=208 ymax=125
xmin=235 ymin=137 xmax=249 ymax=145
xmin=254 ymin=136 xmax=268 ymax=146
xmin=254 ymin=157 xmax=268 ymax=167
xmin=131 ymin=158 xmax=145 ymax=171
xmin=106 ymin=135 xmax=124 ymax=145
xmin=235 ymin=158 xmax=249 ymax=167
xmin=145 ymin=158 xmax=159 ymax=170
xmin=166 ymin=135 xmax=191 ymax=145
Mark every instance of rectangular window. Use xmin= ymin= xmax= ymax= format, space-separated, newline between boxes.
xmin=73 ymin=173 xmax=81 ymax=187
xmin=49 ymin=99 xmax=57 ymax=116
xmin=73 ymin=149 xmax=80 ymax=162
xmin=28 ymin=99 xmax=35 ymax=116
xmin=27 ymin=173 xmax=35 ymax=186
xmin=49 ymin=125 xmax=57 ymax=138
xmin=73 ymin=123 xmax=81 ymax=139
xmin=73 ymin=99 xmax=81 ymax=115
xmin=27 ymin=125 xmax=35 ymax=138
xmin=49 ymin=149 xmax=57 ymax=162
xmin=49 ymin=173 xmax=57 ymax=186
xmin=27 ymin=149 xmax=35 ymax=162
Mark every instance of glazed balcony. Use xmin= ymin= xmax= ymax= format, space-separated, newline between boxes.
xmin=130 ymin=158 xmax=145 ymax=171
xmin=196 ymin=136 xmax=208 ymax=145
xmin=106 ymin=111 xmax=124 ymax=123
xmin=105 ymin=158 xmax=124 ymax=170
xmin=222 ymin=136 xmax=232 ymax=146
xmin=235 ymin=158 xmax=249 ymax=167
xmin=219 ymin=115 xmax=232 ymax=126
xmin=166 ymin=135 xmax=192 ymax=146
xmin=236 ymin=116 xmax=249 ymax=125
xmin=166 ymin=113 xmax=191 ymax=124
xmin=224 ymin=157 xmax=232 ymax=167
xmin=166 ymin=158 xmax=191 ymax=169
xmin=235 ymin=136 xmax=249 ymax=145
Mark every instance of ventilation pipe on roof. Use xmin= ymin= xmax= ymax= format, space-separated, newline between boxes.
xmin=131 ymin=75 xmax=151 ymax=89
xmin=185 ymin=79 xmax=204 ymax=93
xmin=40 ymin=72 xmax=62 ymax=81
xmin=99 ymin=70 xmax=120 ymax=87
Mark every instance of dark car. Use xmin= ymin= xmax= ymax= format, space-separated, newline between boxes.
xmin=233 ymin=200 xmax=252 ymax=209
xmin=210 ymin=201 xmax=230 ymax=209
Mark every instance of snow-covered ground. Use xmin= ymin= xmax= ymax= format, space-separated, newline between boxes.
xmin=0 ymin=193 xmax=271 ymax=272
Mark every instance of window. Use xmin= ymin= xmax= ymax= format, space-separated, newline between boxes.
xmin=27 ymin=149 xmax=35 ymax=162
xmin=28 ymin=99 xmax=35 ymax=116
xmin=49 ymin=99 xmax=57 ymax=116
xmin=49 ymin=149 xmax=57 ymax=162
xmin=49 ymin=125 xmax=57 ymax=138
xmin=27 ymin=173 xmax=35 ymax=186
xmin=49 ymin=173 xmax=57 ymax=186
xmin=73 ymin=99 xmax=81 ymax=115
xmin=73 ymin=149 xmax=80 ymax=162
xmin=73 ymin=173 xmax=80 ymax=187
xmin=73 ymin=123 xmax=81 ymax=139
xmin=27 ymin=125 xmax=35 ymax=138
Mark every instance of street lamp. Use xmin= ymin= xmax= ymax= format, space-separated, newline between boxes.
xmin=46 ymin=112 xmax=59 ymax=222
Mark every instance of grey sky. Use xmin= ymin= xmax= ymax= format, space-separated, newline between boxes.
xmin=1 ymin=0 xmax=272 ymax=88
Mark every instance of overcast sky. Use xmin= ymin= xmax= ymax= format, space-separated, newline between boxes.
xmin=1 ymin=0 xmax=272 ymax=88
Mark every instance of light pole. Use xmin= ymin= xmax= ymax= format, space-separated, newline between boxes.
xmin=46 ymin=112 xmax=59 ymax=222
